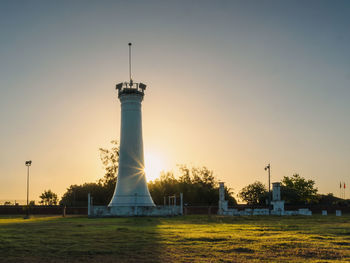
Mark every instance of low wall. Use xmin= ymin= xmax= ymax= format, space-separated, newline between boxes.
xmin=184 ymin=205 xmax=350 ymax=215
xmin=0 ymin=206 xmax=87 ymax=215
xmin=284 ymin=205 xmax=350 ymax=214
xmin=91 ymin=205 xmax=182 ymax=217
xmin=184 ymin=206 xmax=218 ymax=215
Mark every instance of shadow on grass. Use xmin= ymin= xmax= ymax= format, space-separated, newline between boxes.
xmin=0 ymin=216 xmax=166 ymax=263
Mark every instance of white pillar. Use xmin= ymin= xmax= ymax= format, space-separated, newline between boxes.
xmin=180 ymin=193 xmax=183 ymax=215
xmin=272 ymin=182 xmax=281 ymax=201
xmin=218 ymin=182 xmax=227 ymax=215
xmin=88 ymin=193 xmax=91 ymax=216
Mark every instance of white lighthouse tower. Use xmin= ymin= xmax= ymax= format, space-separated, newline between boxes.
xmin=108 ymin=43 xmax=155 ymax=207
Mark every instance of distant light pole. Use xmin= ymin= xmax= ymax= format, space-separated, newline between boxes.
xmin=25 ymin=160 xmax=32 ymax=218
xmin=265 ymin=163 xmax=271 ymax=214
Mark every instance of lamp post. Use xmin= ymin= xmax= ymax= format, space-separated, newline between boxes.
xmin=25 ymin=160 xmax=32 ymax=218
xmin=265 ymin=163 xmax=271 ymax=214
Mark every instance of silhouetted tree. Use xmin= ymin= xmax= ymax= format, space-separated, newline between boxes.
xmin=39 ymin=190 xmax=58 ymax=205
xmin=60 ymin=141 xmax=237 ymax=207
xmin=148 ymin=165 xmax=236 ymax=206
xmin=239 ymin=181 xmax=267 ymax=205
xmin=98 ymin=140 xmax=119 ymax=202
xmin=317 ymin=193 xmax=339 ymax=205
xmin=281 ymin=174 xmax=318 ymax=204
xmin=60 ymin=141 xmax=119 ymax=206
xmin=60 ymin=183 xmax=107 ymax=206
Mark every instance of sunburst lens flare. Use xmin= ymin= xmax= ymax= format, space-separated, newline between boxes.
xmin=144 ymin=151 xmax=165 ymax=182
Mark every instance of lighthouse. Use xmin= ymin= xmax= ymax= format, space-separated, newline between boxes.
xmin=108 ymin=43 xmax=155 ymax=207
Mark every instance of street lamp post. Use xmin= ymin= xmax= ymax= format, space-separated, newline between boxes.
xmin=265 ymin=163 xmax=271 ymax=215
xmin=25 ymin=160 xmax=32 ymax=218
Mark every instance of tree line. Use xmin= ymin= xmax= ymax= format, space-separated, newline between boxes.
xmin=148 ymin=166 xmax=236 ymax=206
xmin=59 ymin=141 xmax=235 ymax=206
xmin=34 ymin=141 xmax=349 ymax=207
xmin=239 ymin=175 xmax=349 ymax=206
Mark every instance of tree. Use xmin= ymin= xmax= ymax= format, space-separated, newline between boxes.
xmin=60 ymin=141 xmax=119 ymax=206
xmin=281 ymin=174 xmax=318 ymax=204
xmin=239 ymin=181 xmax=267 ymax=205
xmin=148 ymin=165 xmax=236 ymax=206
xmin=317 ymin=193 xmax=340 ymax=206
xmin=98 ymin=140 xmax=119 ymax=202
xmin=60 ymin=183 xmax=107 ymax=206
xmin=148 ymin=172 xmax=178 ymax=205
xmin=60 ymin=140 xmax=237 ymax=207
xmin=39 ymin=190 xmax=58 ymax=205
xmin=98 ymin=140 xmax=119 ymax=186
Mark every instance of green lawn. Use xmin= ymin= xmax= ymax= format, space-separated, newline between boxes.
xmin=0 ymin=215 xmax=349 ymax=262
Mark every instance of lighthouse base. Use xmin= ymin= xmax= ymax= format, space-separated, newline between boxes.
xmin=89 ymin=205 xmax=182 ymax=217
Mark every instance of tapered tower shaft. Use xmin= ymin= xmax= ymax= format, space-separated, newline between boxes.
xmin=109 ymin=81 xmax=154 ymax=207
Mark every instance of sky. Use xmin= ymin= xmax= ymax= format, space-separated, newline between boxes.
xmin=0 ymin=0 xmax=349 ymax=203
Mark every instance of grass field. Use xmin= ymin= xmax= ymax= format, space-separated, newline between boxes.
xmin=0 ymin=215 xmax=349 ymax=262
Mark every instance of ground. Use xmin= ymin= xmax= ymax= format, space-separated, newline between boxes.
xmin=0 ymin=215 xmax=349 ymax=262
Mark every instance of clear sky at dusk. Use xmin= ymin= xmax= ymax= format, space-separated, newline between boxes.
xmin=1 ymin=0 xmax=349 ymax=202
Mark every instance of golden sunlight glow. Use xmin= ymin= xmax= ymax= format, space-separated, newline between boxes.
xmin=144 ymin=151 xmax=165 ymax=182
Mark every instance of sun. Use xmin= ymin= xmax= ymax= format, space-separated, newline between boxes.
xmin=144 ymin=151 xmax=165 ymax=182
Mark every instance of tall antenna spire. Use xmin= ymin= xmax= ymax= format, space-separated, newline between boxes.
xmin=115 ymin=42 xmax=147 ymax=97
xmin=128 ymin=42 xmax=132 ymax=83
